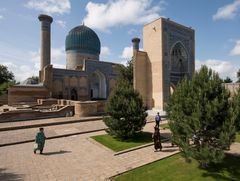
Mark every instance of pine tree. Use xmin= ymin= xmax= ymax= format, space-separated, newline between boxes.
xmin=167 ymin=66 xmax=236 ymax=167
xmin=233 ymin=88 xmax=240 ymax=131
xmin=103 ymin=59 xmax=147 ymax=139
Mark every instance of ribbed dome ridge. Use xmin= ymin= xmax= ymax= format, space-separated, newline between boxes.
xmin=65 ymin=25 xmax=101 ymax=55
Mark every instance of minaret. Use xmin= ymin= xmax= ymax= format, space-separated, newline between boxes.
xmin=38 ymin=14 xmax=53 ymax=71
xmin=132 ymin=37 xmax=140 ymax=51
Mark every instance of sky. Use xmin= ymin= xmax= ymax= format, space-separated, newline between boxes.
xmin=0 ymin=0 xmax=240 ymax=82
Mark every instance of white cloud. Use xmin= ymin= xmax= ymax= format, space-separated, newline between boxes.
xmin=55 ymin=20 xmax=66 ymax=28
xmin=25 ymin=0 xmax=71 ymax=15
xmin=29 ymin=47 xmax=65 ymax=69
xmin=230 ymin=40 xmax=240 ymax=55
xmin=196 ymin=59 xmax=238 ymax=81
xmin=83 ymin=0 xmax=165 ymax=32
xmin=213 ymin=0 xmax=240 ymax=20
xmin=121 ymin=46 xmax=133 ymax=59
xmin=128 ymin=28 xmax=137 ymax=35
xmin=2 ymin=62 xmax=38 ymax=82
xmin=0 ymin=15 xmax=3 ymax=20
xmin=101 ymin=46 xmax=111 ymax=57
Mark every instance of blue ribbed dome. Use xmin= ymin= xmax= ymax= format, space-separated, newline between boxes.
xmin=65 ymin=25 xmax=101 ymax=55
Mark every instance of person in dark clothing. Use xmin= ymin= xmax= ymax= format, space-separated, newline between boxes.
xmin=152 ymin=126 xmax=162 ymax=151
xmin=34 ymin=127 xmax=46 ymax=154
xmin=155 ymin=112 xmax=161 ymax=128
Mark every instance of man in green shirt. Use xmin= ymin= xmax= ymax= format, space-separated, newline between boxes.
xmin=34 ymin=127 xmax=46 ymax=154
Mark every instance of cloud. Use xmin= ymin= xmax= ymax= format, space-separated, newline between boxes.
xmin=120 ymin=46 xmax=133 ymax=59
xmin=0 ymin=15 xmax=3 ymax=20
xmin=55 ymin=20 xmax=66 ymax=28
xmin=128 ymin=28 xmax=137 ymax=35
xmin=196 ymin=59 xmax=238 ymax=81
xmin=230 ymin=40 xmax=240 ymax=55
xmin=83 ymin=0 xmax=165 ymax=32
xmin=213 ymin=0 xmax=240 ymax=20
xmin=25 ymin=0 xmax=71 ymax=15
xmin=29 ymin=47 xmax=65 ymax=69
xmin=101 ymin=46 xmax=111 ymax=57
xmin=2 ymin=62 xmax=39 ymax=82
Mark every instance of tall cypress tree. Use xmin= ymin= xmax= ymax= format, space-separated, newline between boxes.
xmin=167 ymin=66 xmax=236 ymax=167
xmin=103 ymin=59 xmax=147 ymax=139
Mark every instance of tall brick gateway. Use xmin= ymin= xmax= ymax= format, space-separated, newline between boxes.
xmin=133 ymin=18 xmax=195 ymax=111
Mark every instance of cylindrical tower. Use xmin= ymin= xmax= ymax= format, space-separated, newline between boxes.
xmin=132 ymin=37 xmax=140 ymax=51
xmin=38 ymin=14 xmax=53 ymax=70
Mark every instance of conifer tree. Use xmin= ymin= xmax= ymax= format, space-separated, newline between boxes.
xmin=103 ymin=59 xmax=147 ymax=139
xmin=233 ymin=88 xmax=240 ymax=132
xmin=167 ymin=66 xmax=236 ymax=167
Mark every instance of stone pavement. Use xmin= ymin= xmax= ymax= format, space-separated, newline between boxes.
xmin=0 ymin=122 xmax=178 ymax=181
xmin=0 ymin=120 xmax=106 ymax=146
xmin=0 ymin=121 xmax=239 ymax=180
xmin=0 ymin=116 xmax=102 ymax=130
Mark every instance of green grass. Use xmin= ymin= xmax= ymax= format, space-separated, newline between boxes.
xmin=160 ymin=123 xmax=170 ymax=129
xmin=113 ymin=153 xmax=240 ymax=181
xmin=92 ymin=132 xmax=156 ymax=152
xmin=236 ymin=133 xmax=240 ymax=143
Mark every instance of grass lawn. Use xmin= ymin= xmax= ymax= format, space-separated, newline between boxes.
xmin=113 ymin=153 xmax=240 ymax=181
xmin=160 ymin=123 xmax=170 ymax=129
xmin=236 ymin=133 xmax=240 ymax=143
xmin=92 ymin=132 xmax=161 ymax=152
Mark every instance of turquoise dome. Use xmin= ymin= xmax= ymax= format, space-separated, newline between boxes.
xmin=65 ymin=25 xmax=101 ymax=55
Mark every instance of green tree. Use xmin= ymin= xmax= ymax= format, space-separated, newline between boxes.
xmin=118 ymin=59 xmax=133 ymax=84
xmin=28 ymin=76 xmax=39 ymax=83
xmin=233 ymin=88 xmax=240 ymax=132
xmin=167 ymin=66 xmax=236 ymax=167
xmin=0 ymin=65 xmax=14 ymax=84
xmin=223 ymin=76 xmax=232 ymax=83
xmin=236 ymin=69 xmax=240 ymax=83
xmin=103 ymin=59 xmax=147 ymax=139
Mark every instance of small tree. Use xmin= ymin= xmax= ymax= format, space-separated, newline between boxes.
xmin=0 ymin=65 xmax=14 ymax=84
xmin=167 ymin=66 xmax=236 ymax=167
xmin=103 ymin=59 xmax=147 ymax=139
xmin=223 ymin=76 xmax=232 ymax=83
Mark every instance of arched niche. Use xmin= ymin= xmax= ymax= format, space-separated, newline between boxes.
xmin=89 ymin=70 xmax=107 ymax=99
xmin=170 ymin=42 xmax=189 ymax=86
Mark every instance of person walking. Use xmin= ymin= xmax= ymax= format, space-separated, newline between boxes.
xmin=155 ymin=112 xmax=161 ymax=128
xmin=34 ymin=127 xmax=46 ymax=154
xmin=152 ymin=126 xmax=162 ymax=151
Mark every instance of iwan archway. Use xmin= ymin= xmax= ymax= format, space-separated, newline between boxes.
xmin=89 ymin=70 xmax=107 ymax=100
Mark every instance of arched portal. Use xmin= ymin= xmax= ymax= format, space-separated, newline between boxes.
xmin=89 ymin=70 xmax=106 ymax=99
xmin=170 ymin=42 xmax=188 ymax=86
xmin=70 ymin=88 xmax=78 ymax=100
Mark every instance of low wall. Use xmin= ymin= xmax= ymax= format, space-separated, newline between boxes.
xmin=74 ymin=100 xmax=106 ymax=117
xmin=37 ymin=98 xmax=58 ymax=106
xmin=0 ymin=93 xmax=8 ymax=105
xmin=8 ymin=85 xmax=50 ymax=105
xmin=0 ymin=105 xmax=74 ymax=122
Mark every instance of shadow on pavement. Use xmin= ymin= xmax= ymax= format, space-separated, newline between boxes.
xmin=161 ymin=148 xmax=179 ymax=152
xmin=42 ymin=150 xmax=72 ymax=156
xmin=0 ymin=168 xmax=23 ymax=181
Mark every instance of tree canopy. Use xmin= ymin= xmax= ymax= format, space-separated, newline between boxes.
xmin=0 ymin=65 xmax=14 ymax=84
xmin=103 ymin=59 xmax=147 ymax=139
xmin=167 ymin=66 xmax=236 ymax=167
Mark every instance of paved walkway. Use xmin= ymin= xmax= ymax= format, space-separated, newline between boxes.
xmin=0 ymin=122 xmax=178 ymax=181
xmin=0 ymin=120 xmax=106 ymax=146
xmin=0 ymin=116 xmax=102 ymax=128
xmin=0 ymin=120 xmax=239 ymax=180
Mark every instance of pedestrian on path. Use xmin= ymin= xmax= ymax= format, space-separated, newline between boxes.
xmin=152 ymin=126 xmax=162 ymax=152
xmin=155 ymin=112 xmax=161 ymax=128
xmin=34 ymin=127 xmax=46 ymax=154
